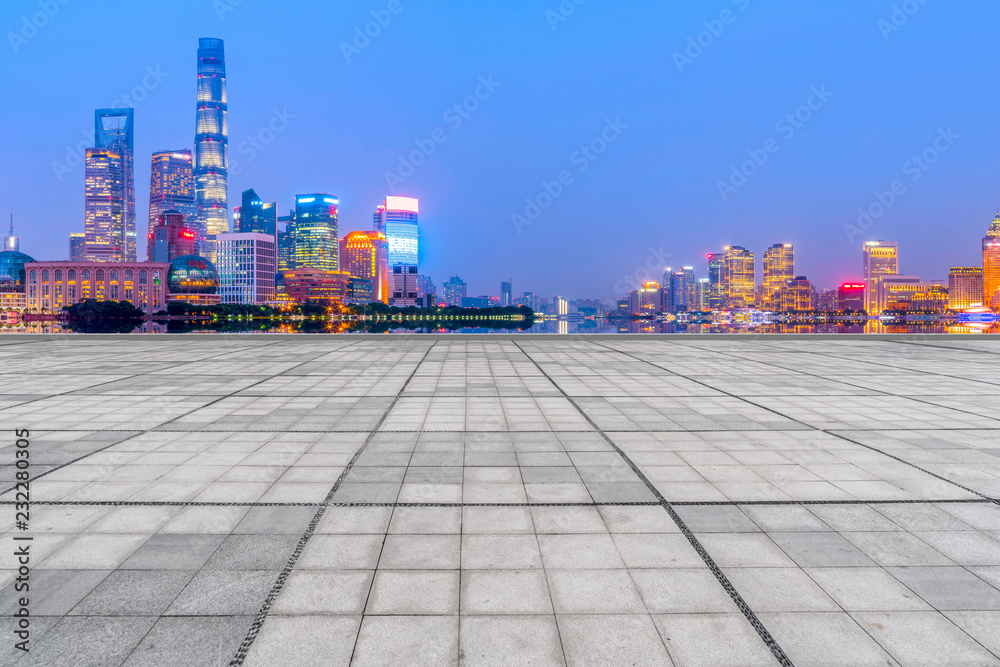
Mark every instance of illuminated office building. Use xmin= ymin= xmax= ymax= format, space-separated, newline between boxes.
xmin=236 ymin=189 xmax=275 ymax=236
xmin=696 ymin=278 xmax=710 ymax=311
xmin=780 ymin=276 xmax=812 ymax=312
xmin=95 ymin=109 xmax=135 ymax=261
xmin=949 ymin=267 xmax=984 ymax=311
xmin=500 ymin=281 xmax=513 ymax=307
xmin=838 ymin=283 xmax=865 ymax=311
xmin=863 ymin=241 xmax=899 ymax=314
xmin=148 ymin=150 xmax=194 ymax=259
xmin=762 ymin=243 xmax=794 ymax=310
xmin=284 ymin=268 xmax=353 ymax=303
xmin=984 ymin=214 xmax=1000 ymax=309
xmin=84 ymin=148 xmax=124 ymax=262
xmin=294 ymin=194 xmax=339 ymax=271
xmin=374 ymin=196 xmax=419 ymax=267
xmin=150 ymin=210 xmax=198 ymax=263
xmin=554 ymin=296 xmax=570 ymax=316
xmin=391 ymin=264 xmax=420 ymax=306
xmin=69 ymin=233 xmax=86 ymax=261
xmin=706 ymin=253 xmax=724 ymax=310
xmin=876 ymin=275 xmax=938 ymax=312
xmin=443 ymin=276 xmax=467 ymax=306
xmin=0 ymin=250 xmax=34 ymax=309
xmin=722 ymin=246 xmax=755 ymax=308
xmin=216 ymin=232 xmax=276 ymax=305
xmin=277 ymin=211 xmax=296 ymax=273
xmin=628 ymin=282 xmax=661 ymax=316
xmin=419 ymin=276 xmax=436 ymax=307
xmin=25 ymin=261 xmax=168 ymax=314
xmin=339 ymin=231 xmax=389 ymax=303
xmin=194 ymin=38 xmax=229 ymax=260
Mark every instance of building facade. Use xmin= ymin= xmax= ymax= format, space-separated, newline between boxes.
xmin=375 ymin=196 xmax=419 ymax=268
xmin=706 ymin=253 xmax=724 ymax=310
xmin=216 ymin=232 xmax=276 ymax=305
xmin=283 ymin=268 xmax=353 ymax=303
xmin=391 ymin=264 xmax=420 ymax=306
xmin=193 ymin=38 xmax=229 ymax=260
xmin=443 ymin=276 xmax=467 ymax=306
xmin=722 ymin=246 xmax=755 ymax=309
xmin=984 ymin=214 xmax=1000 ymax=309
xmin=148 ymin=150 xmax=195 ymax=259
xmin=838 ymin=283 xmax=865 ymax=311
xmin=762 ymin=243 xmax=794 ymax=310
xmin=500 ymin=281 xmax=513 ymax=307
xmin=150 ymin=210 xmax=198 ymax=264
xmin=339 ymin=231 xmax=389 ymax=303
xmin=628 ymin=282 xmax=661 ymax=316
xmin=780 ymin=276 xmax=812 ymax=312
xmin=95 ymin=108 xmax=136 ymax=261
xmin=24 ymin=261 xmax=168 ymax=314
xmin=949 ymin=267 xmax=984 ymax=311
xmin=236 ymin=189 xmax=275 ymax=236
xmin=69 ymin=233 xmax=86 ymax=261
xmin=294 ymin=194 xmax=339 ymax=272
xmin=863 ymin=241 xmax=899 ymax=314
xmin=84 ymin=148 xmax=124 ymax=262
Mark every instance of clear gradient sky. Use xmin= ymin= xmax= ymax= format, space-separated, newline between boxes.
xmin=1 ymin=0 xmax=997 ymax=301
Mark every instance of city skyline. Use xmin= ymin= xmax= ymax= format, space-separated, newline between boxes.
xmin=1 ymin=1 xmax=998 ymax=300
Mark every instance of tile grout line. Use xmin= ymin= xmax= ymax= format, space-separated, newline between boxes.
xmin=229 ymin=341 xmax=437 ymax=667
xmin=512 ymin=340 xmax=795 ymax=667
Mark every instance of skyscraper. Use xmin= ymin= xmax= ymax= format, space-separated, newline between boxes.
xmin=237 ymin=189 xmax=274 ymax=236
xmin=863 ymin=240 xmax=899 ymax=314
xmin=706 ymin=253 xmax=724 ymax=310
xmin=443 ymin=276 xmax=467 ymax=306
xmin=500 ymin=281 xmax=513 ymax=307
xmin=983 ymin=214 xmax=1000 ymax=310
xmin=95 ymin=109 xmax=135 ymax=261
xmin=339 ymin=231 xmax=389 ymax=303
xmin=762 ymin=243 xmax=794 ymax=310
xmin=277 ymin=212 xmax=296 ymax=273
xmin=216 ymin=232 xmax=276 ymax=305
xmin=294 ymin=194 xmax=339 ymax=271
xmin=722 ymin=246 xmax=755 ymax=308
xmin=150 ymin=210 xmax=198 ymax=264
xmin=84 ymin=148 xmax=124 ymax=262
xmin=194 ymin=38 xmax=229 ymax=260
xmin=69 ymin=233 xmax=86 ymax=261
xmin=374 ymin=196 xmax=419 ymax=267
xmin=4 ymin=215 xmax=18 ymax=252
xmin=948 ymin=267 xmax=984 ymax=311
xmin=148 ymin=150 xmax=195 ymax=260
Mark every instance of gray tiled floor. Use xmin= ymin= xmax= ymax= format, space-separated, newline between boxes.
xmin=0 ymin=335 xmax=999 ymax=666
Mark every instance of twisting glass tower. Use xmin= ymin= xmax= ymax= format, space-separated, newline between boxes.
xmin=194 ymin=38 xmax=229 ymax=260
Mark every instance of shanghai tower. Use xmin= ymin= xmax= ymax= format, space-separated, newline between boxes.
xmin=193 ymin=38 xmax=229 ymax=261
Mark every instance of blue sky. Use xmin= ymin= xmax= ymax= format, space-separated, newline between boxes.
xmin=1 ymin=0 xmax=997 ymax=300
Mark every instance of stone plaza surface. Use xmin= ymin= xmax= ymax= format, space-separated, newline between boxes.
xmin=0 ymin=334 xmax=999 ymax=666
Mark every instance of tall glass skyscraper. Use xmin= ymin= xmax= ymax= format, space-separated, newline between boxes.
xmin=706 ymin=253 xmax=725 ymax=310
xmin=374 ymin=196 xmax=419 ymax=267
xmin=237 ymin=189 xmax=275 ymax=236
xmin=84 ymin=148 xmax=124 ymax=262
xmin=983 ymin=214 xmax=1000 ymax=309
xmin=762 ymin=243 xmax=794 ymax=310
xmin=95 ymin=109 xmax=135 ymax=261
xmin=863 ymin=240 xmax=899 ymax=314
xmin=148 ymin=150 xmax=194 ymax=260
xmin=194 ymin=38 xmax=229 ymax=259
xmin=294 ymin=195 xmax=339 ymax=271
xmin=722 ymin=246 xmax=755 ymax=309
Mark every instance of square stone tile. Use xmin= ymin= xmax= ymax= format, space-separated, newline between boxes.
xmin=243 ymin=616 xmax=360 ymax=667
xmin=459 ymin=615 xmax=565 ymax=666
xmin=557 ymin=614 xmax=671 ymax=666
xmin=353 ymin=616 xmax=458 ymax=666
xmin=366 ymin=570 xmax=460 ymax=615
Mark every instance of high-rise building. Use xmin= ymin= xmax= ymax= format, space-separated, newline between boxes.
xmin=194 ymin=38 xmax=229 ymax=260
xmin=500 ymin=280 xmax=513 ymax=307
xmin=84 ymin=148 xmax=124 ymax=262
xmin=838 ymin=283 xmax=865 ymax=311
xmin=780 ymin=276 xmax=812 ymax=312
xmin=696 ymin=278 xmax=710 ymax=311
xmin=983 ymin=214 xmax=1000 ymax=310
xmin=722 ymin=246 xmax=755 ymax=308
xmin=236 ymin=189 xmax=275 ymax=236
xmin=4 ymin=215 xmax=19 ymax=252
xmin=628 ymin=283 xmax=660 ymax=316
xmin=216 ymin=232 xmax=276 ymax=305
xmin=148 ymin=150 xmax=195 ymax=260
xmin=374 ymin=196 xmax=419 ymax=268
xmin=863 ymin=241 xmax=899 ymax=314
xmin=95 ymin=109 xmax=135 ymax=261
xmin=762 ymin=243 xmax=794 ymax=310
xmin=706 ymin=253 xmax=725 ymax=310
xmin=294 ymin=195 xmax=339 ymax=271
xmin=149 ymin=210 xmax=198 ymax=264
xmin=554 ymin=296 xmax=570 ymax=316
xmin=339 ymin=231 xmax=389 ymax=303
xmin=666 ymin=267 xmax=696 ymax=312
xmin=949 ymin=267 xmax=984 ymax=311
xmin=277 ymin=211 xmax=296 ymax=273
xmin=443 ymin=276 xmax=467 ymax=306
xmin=69 ymin=233 xmax=86 ymax=261
xmin=391 ymin=264 xmax=420 ymax=306
xmin=418 ymin=276 xmax=436 ymax=307
xmin=877 ymin=275 xmax=926 ymax=312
